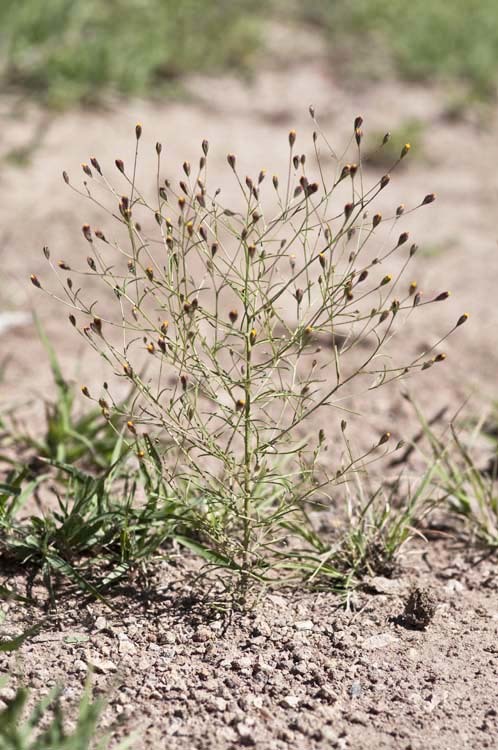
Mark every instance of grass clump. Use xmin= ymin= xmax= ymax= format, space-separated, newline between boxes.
xmin=27 ymin=110 xmax=468 ymax=601
xmin=0 ymin=680 xmax=133 ymax=750
xmin=412 ymin=397 xmax=498 ymax=548
xmin=0 ymin=0 xmax=263 ymax=108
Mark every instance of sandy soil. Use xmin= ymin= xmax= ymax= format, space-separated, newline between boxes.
xmin=1 ymin=541 xmax=497 ymax=750
xmin=1 ymin=27 xmax=497 ymax=749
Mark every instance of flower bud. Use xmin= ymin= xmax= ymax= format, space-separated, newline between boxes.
xmin=135 ymin=123 xmax=142 ymax=140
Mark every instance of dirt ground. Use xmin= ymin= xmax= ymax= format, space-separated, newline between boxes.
xmin=1 ymin=27 xmax=497 ymax=749
xmin=1 ymin=541 xmax=497 ymax=750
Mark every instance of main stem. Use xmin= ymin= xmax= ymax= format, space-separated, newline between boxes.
xmin=241 ymin=245 xmax=253 ymax=592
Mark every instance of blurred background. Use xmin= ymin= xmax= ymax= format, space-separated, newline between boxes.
xmin=0 ymin=0 xmax=497 ymax=433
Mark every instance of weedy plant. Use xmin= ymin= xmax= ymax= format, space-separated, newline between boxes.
xmin=31 ymin=111 xmax=468 ymax=599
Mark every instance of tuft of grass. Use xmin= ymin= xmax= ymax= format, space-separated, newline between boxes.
xmin=0 ymin=680 xmax=134 ymax=750
xmin=409 ymin=396 xmax=498 ymax=548
xmin=0 ymin=0 xmax=264 ymax=108
xmin=0 ymin=319 xmax=127 ymax=471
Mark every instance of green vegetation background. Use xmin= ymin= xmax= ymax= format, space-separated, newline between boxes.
xmin=1 ymin=0 xmax=498 ymax=108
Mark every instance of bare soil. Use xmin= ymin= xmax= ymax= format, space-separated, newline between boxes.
xmin=1 ymin=541 xmax=497 ymax=750
xmin=1 ymin=30 xmax=497 ymax=749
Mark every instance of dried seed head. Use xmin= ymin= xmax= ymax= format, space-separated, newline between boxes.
xmin=380 ymin=174 xmax=390 ymax=190
xmin=295 ymin=288 xmax=304 ymax=303
xmin=319 ymin=253 xmax=326 ymax=269
xmin=340 ymin=164 xmax=351 ymax=180
xmin=57 ymin=260 xmax=70 ymax=270
xmin=344 ymin=203 xmax=354 ymax=220
xmin=434 ymin=291 xmax=450 ymax=301
xmin=422 ymin=193 xmax=436 ymax=205
xmin=90 ymin=157 xmax=102 ymax=174
xmin=400 ymin=143 xmax=411 ymax=159
xmin=135 ymin=123 xmax=142 ymax=140
xmin=227 ymin=153 xmax=236 ymax=169
xmin=87 ymin=256 xmax=96 ymax=270
xmin=410 ymin=243 xmax=418 ymax=257
xmin=258 ymin=169 xmax=266 ymax=184
xmin=288 ymin=130 xmax=296 ymax=147
xmin=82 ymin=224 xmax=92 ymax=242
xmin=158 ymin=338 xmax=166 ymax=353
xmin=309 ymin=105 xmax=315 ymax=118
xmin=156 ymin=142 xmax=162 ymax=155
xmin=42 ymin=246 xmax=50 ymax=260
xmin=381 ymin=274 xmax=392 ymax=286
xmin=413 ymin=292 xmax=421 ymax=307
xmin=30 ymin=274 xmax=41 ymax=288
xmin=372 ymin=213 xmax=382 ymax=228
xmin=145 ymin=267 xmax=154 ymax=281
xmin=358 ymin=269 xmax=368 ymax=282
xmin=318 ymin=429 xmax=325 ymax=443
xmin=202 ymin=139 xmax=209 ymax=156
xmin=81 ymin=385 xmax=90 ymax=398
xmin=115 ymin=159 xmax=125 ymax=173
xmin=435 ymin=353 xmax=446 ymax=362
xmin=379 ymin=310 xmax=389 ymax=323
xmin=248 ymin=244 xmax=256 ymax=259
xmin=95 ymin=229 xmax=106 ymax=241
xmin=378 ymin=432 xmax=391 ymax=446
xmin=91 ymin=317 xmax=102 ymax=335
xmin=183 ymin=161 xmax=191 ymax=177
xmin=245 ymin=176 xmax=253 ymax=190
xmin=456 ymin=312 xmax=469 ymax=327
xmin=62 ymin=170 xmax=70 ymax=184
xmin=178 ymin=197 xmax=185 ymax=211
xmin=180 ymin=374 xmax=188 ymax=391
xmin=69 ymin=314 xmax=76 ymax=326
xmin=383 ymin=132 xmax=391 ymax=145
xmin=211 ymin=242 xmax=218 ymax=257
xmin=155 ymin=211 xmax=162 ymax=225
xmin=396 ymin=204 xmax=405 ymax=217
xmin=354 ymin=115 xmax=363 ymax=130
xmin=235 ymin=399 xmax=245 ymax=412
xmin=272 ymin=175 xmax=279 ymax=190
xmin=81 ymin=163 xmax=92 ymax=178
xmin=293 ymin=155 xmax=299 ymax=170
xmin=397 ymin=232 xmax=409 ymax=246
xmin=229 ymin=309 xmax=238 ymax=323
xmin=341 ymin=419 xmax=347 ymax=432
xmin=305 ymin=182 xmax=318 ymax=197
xmin=355 ymin=128 xmax=363 ymax=146
xmin=179 ymin=180 xmax=188 ymax=195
